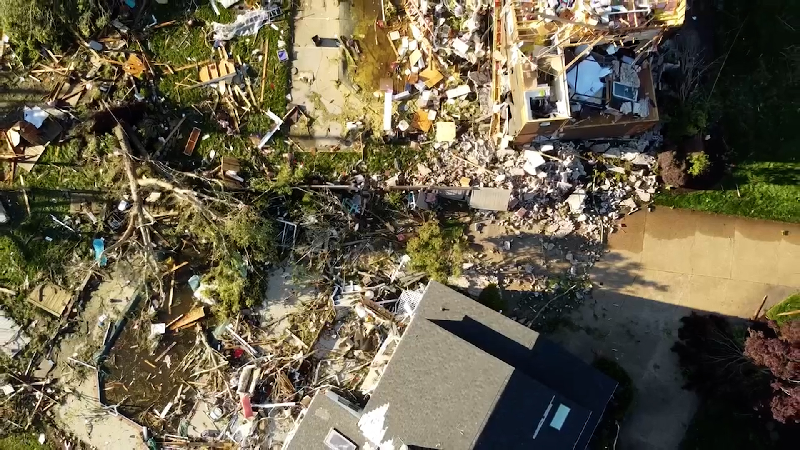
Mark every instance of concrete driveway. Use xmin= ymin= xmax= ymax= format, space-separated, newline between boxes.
xmin=550 ymin=208 xmax=800 ymax=450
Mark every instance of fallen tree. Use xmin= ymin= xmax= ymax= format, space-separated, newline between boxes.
xmin=108 ymin=124 xmax=277 ymax=316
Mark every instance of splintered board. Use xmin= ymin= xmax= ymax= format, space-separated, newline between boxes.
xmin=27 ymin=284 xmax=72 ymax=317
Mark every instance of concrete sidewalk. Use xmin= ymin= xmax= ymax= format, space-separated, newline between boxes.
xmin=291 ymin=0 xmax=365 ymax=148
xmin=551 ymin=208 xmax=800 ymax=450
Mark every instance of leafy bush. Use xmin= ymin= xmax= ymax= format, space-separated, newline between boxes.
xmin=406 ymin=219 xmax=464 ymax=283
xmin=688 ymin=152 xmax=711 ymax=177
xmin=0 ymin=0 xmax=108 ymax=59
xmin=181 ymin=206 xmax=276 ymax=316
xmin=477 ymin=283 xmax=506 ymax=312
xmin=665 ymin=98 xmax=709 ymax=140
xmin=766 ymin=293 xmax=800 ymax=325
xmin=745 ymin=320 xmax=800 ymax=423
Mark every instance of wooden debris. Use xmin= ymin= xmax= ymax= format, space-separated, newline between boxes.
xmin=165 ymin=314 xmax=185 ymax=330
xmin=26 ymin=284 xmax=72 ymax=317
xmin=123 ymin=54 xmax=145 ymax=77
xmin=18 ymin=146 xmax=46 ymax=172
xmin=155 ymin=342 xmax=177 ymax=362
xmin=168 ymin=306 xmax=206 ymax=331
xmin=183 ymin=127 xmax=201 ymax=156
xmin=0 ymin=287 xmax=17 ymax=296
xmin=776 ymin=309 xmax=800 ymax=317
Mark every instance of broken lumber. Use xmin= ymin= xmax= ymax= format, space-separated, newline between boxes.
xmin=168 ymin=306 xmax=205 ymax=331
xmin=155 ymin=342 xmax=177 ymax=362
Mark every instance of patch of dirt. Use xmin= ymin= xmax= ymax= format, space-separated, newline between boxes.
xmin=103 ymin=284 xmax=199 ymax=433
xmin=657 ymin=149 xmax=689 ymax=187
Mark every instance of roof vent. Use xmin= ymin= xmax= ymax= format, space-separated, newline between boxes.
xmin=324 ymin=428 xmax=357 ymax=450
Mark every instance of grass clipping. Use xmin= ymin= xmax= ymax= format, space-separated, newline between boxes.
xmin=406 ymin=219 xmax=465 ymax=283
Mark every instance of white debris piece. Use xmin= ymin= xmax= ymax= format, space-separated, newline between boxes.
xmin=523 ymin=150 xmax=546 ymax=174
xmin=446 ymin=84 xmax=471 ymax=99
xmin=566 ymin=189 xmax=586 ymax=213
xmin=0 ymin=313 xmax=30 ymax=357
xmin=212 ymin=7 xmax=279 ymax=41
xmin=359 ymin=403 xmax=390 ymax=446
xmin=23 ymin=106 xmax=49 ymax=128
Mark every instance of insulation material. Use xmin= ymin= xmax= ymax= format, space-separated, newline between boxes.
xmin=212 ymin=7 xmax=279 ymax=41
xmin=0 ymin=313 xmax=29 ymax=357
xmin=566 ymin=57 xmax=612 ymax=103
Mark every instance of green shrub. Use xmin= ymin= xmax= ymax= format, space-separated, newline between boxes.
xmin=688 ymin=151 xmax=711 ymax=177
xmin=477 ymin=283 xmax=507 ymax=312
xmin=183 ymin=206 xmax=277 ymax=317
xmin=666 ymin=99 xmax=709 ymax=140
xmin=406 ymin=219 xmax=464 ymax=283
xmin=766 ymin=293 xmax=800 ymax=325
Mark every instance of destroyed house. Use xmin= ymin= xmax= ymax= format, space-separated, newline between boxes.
xmin=284 ymin=281 xmax=617 ymax=449
xmin=493 ymin=0 xmax=684 ymax=143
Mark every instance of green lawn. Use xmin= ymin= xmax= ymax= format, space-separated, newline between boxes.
xmin=656 ymin=161 xmax=800 ymax=223
xmin=0 ymin=433 xmax=51 ymax=450
xmin=656 ymin=0 xmax=800 ymax=223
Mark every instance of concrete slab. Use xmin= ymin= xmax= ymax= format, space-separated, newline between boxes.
xmin=550 ymin=208 xmax=800 ymax=450
xmin=690 ymin=213 xmax=735 ymax=278
xmin=53 ymin=266 xmax=145 ymax=450
xmin=262 ymin=266 xmax=316 ymax=337
xmin=731 ymin=218 xmax=783 ymax=285
xmin=641 ymin=208 xmax=697 ymax=273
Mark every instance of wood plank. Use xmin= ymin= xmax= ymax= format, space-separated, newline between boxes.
xmin=183 ymin=127 xmax=201 ymax=156
xmin=26 ymin=284 xmax=72 ymax=317
xmin=167 ymin=306 xmax=205 ymax=331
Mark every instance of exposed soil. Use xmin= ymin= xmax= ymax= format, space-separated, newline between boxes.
xmin=103 ymin=282 xmax=200 ymax=433
xmin=657 ymin=149 xmax=689 ymax=187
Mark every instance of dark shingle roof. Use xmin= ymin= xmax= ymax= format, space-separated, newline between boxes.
xmin=284 ymin=391 xmax=363 ymax=450
xmin=285 ymin=281 xmax=617 ymax=449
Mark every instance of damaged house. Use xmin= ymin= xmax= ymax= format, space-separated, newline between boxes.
xmin=284 ymin=281 xmax=617 ymax=449
xmin=493 ymin=0 xmax=686 ymax=143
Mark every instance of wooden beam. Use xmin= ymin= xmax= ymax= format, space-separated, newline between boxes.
xmin=559 ymin=36 xmax=604 ymax=77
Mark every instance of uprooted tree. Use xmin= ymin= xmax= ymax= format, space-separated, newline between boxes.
xmin=672 ymin=313 xmax=770 ymax=404
xmin=745 ymin=319 xmax=800 ymax=423
xmin=110 ymin=124 xmax=277 ymax=316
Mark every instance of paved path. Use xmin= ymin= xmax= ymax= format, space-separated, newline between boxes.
xmin=551 ymin=208 xmax=800 ymax=450
xmin=291 ymin=0 xmax=364 ymax=148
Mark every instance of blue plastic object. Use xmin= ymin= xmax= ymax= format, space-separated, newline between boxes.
xmin=93 ymin=238 xmax=107 ymax=267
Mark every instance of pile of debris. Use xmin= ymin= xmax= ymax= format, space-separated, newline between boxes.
xmin=400 ymin=132 xmax=660 ymax=234
xmin=377 ymin=1 xmax=493 ymax=141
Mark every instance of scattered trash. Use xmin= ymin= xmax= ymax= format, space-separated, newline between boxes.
xmin=93 ymin=238 xmax=107 ymax=267
xmin=23 ymin=106 xmax=49 ymax=128
xmin=212 ymin=6 xmax=282 ymax=41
